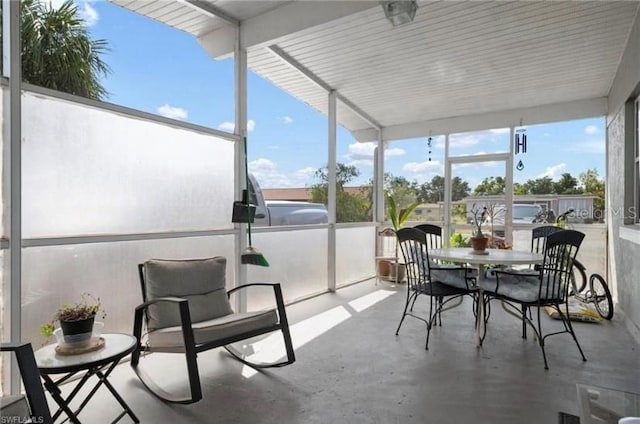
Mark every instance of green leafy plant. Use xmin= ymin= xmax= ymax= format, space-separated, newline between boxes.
xmin=40 ymin=293 xmax=106 ymax=339
xmin=385 ymin=192 xmax=420 ymax=231
xmin=449 ymin=232 xmax=470 ymax=247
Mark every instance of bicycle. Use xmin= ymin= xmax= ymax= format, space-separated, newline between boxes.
xmin=556 ymin=209 xmax=614 ymax=320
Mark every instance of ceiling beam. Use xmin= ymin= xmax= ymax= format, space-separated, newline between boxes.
xmin=268 ymin=45 xmax=382 ymax=130
xmin=181 ymin=0 xmax=239 ymax=26
xmin=352 ymin=97 xmax=608 ymax=142
xmin=198 ymin=1 xmax=377 ymax=59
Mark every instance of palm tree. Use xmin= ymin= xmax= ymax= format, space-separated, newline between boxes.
xmin=21 ymin=0 xmax=110 ymax=100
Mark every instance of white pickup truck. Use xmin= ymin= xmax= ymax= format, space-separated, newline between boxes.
xmin=248 ymin=174 xmax=329 ymax=226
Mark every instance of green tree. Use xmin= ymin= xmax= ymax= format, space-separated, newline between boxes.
xmin=553 ymin=173 xmax=582 ymax=194
xmin=579 ymin=168 xmax=605 ymax=215
xmin=310 ymin=163 xmax=371 ymax=223
xmin=513 ymin=182 xmax=527 ymax=195
xmin=21 ymin=0 xmax=110 ymax=100
xmin=415 ymin=176 xmax=470 ymax=203
xmin=384 ymin=174 xmax=416 ymax=210
xmin=473 ymin=176 xmax=505 ymax=195
xmin=523 ymin=176 xmax=554 ymax=194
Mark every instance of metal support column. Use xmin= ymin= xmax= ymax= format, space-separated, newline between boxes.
xmin=234 ymin=23 xmax=247 ymax=311
xmin=327 ymin=91 xmax=337 ymax=292
xmin=443 ymin=134 xmax=451 ymax=245
xmin=4 ymin=0 xmax=23 ymax=394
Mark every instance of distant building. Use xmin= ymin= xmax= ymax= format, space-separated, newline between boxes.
xmin=413 ymin=203 xmax=444 ymax=222
xmin=463 ymin=194 xmax=598 ymax=222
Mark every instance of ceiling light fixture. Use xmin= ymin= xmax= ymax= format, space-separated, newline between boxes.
xmin=380 ymin=1 xmax=418 ymax=27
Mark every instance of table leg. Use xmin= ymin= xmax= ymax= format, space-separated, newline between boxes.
xmin=475 ymin=287 xmax=485 ymax=347
xmin=42 ymin=360 xmax=138 ymax=424
xmin=42 ymin=374 xmax=83 ymax=424
xmin=71 ymin=361 xmax=139 ymax=423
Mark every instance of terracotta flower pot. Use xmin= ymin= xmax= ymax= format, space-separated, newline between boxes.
xmin=377 ymin=259 xmax=392 ymax=277
xmin=470 ymin=236 xmax=489 ymax=253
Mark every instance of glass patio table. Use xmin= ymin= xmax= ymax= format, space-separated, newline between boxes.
xmin=35 ymin=333 xmax=139 ymax=424
xmin=428 ymin=248 xmax=544 ymax=346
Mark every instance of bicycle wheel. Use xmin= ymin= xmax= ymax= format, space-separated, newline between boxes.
xmin=590 ymin=273 xmax=614 ymax=320
xmin=569 ymin=260 xmax=587 ymax=295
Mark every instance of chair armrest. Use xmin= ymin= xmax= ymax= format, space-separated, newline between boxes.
xmin=227 ymin=283 xmax=289 ymax=327
xmin=133 ymin=297 xmax=195 ymax=349
xmin=134 ymin=296 xmax=188 ymax=312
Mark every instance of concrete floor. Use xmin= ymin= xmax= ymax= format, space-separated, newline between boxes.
xmin=48 ymin=279 xmax=640 ymax=424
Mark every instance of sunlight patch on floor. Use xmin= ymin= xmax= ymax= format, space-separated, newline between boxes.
xmin=241 ymin=305 xmax=352 ymax=378
xmin=348 ymin=289 xmax=395 ymax=312
xmin=241 ymin=289 xmax=397 ymax=378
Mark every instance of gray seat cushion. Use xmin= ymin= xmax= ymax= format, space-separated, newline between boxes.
xmin=144 ymin=257 xmax=234 ymax=330
xmin=431 ymin=265 xmax=475 ymax=290
xmin=148 ymin=309 xmax=279 ymax=351
xmin=479 ymin=270 xmax=562 ymax=303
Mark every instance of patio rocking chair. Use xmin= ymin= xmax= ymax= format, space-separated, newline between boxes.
xmin=131 ymin=256 xmax=295 ymax=404
xmin=395 ymin=227 xmax=476 ymax=349
xmin=480 ymin=229 xmax=587 ymax=369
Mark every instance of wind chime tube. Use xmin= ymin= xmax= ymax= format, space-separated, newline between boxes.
xmin=240 ymin=136 xmax=269 ymax=267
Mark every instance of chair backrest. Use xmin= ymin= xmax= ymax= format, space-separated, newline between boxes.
xmin=539 ymin=229 xmax=585 ymax=301
xmin=139 ymin=256 xmax=234 ymax=330
xmin=0 ymin=343 xmax=53 ymax=424
xmin=413 ymin=224 xmax=443 ymax=249
xmin=531 ymin=225 xmax=562 ymax=253
xmin=397 ymin=227 xmax=432 ymax=291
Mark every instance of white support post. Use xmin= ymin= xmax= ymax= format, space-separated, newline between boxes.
xmin=4 ymin=0 xmax=22 ymax=394
xmin=505 ymin=127 xmax=515 ymax=245
xmin=234 ymin=24 xmax=247 ymax=311
xmin=327 ymin=91 xmax=337 ymax=292
xmin=443 ymin=134 xmax=451 ymax=245
xmin=375 ymin=135 xmax=385 ymax=224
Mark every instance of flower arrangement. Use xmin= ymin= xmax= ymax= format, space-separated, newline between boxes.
xmin=40 ymin=292 xmax=106 ymax=340
xmin=470 ymin=204 xmax=488 ymax=239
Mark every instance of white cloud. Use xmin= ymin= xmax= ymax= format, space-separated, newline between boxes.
xmin=489 ymin=128 xmax=510 ymax=134
xmin=248 ymin=159 xmax=317 ymax=188
xmin=584 ymin=125 xmax=599 ymax=135
xmin=294 ymin=167 xmax=317 ymax=180
xmin=403 ymin=160 xmax=442 ymax=173
xmin=344 ymin=142 xmax=405 ymax=166
xmin=281 ymin=116 xmax=293 ymax=124
xmin=157 ymin=104 xmax=188 ymax=120
xmin=537 ymin=163 xmax=567 ymax=179
xmin=449 ymin=134 xmax=481 ymax=148
xmin=401 ymin=160 xmax=443 ymax=184
xmin=248 ymin=158 xmax=277 ymax=173
xmin=79 ymin=2 xmax=99 ymax=26
xmin=217 ymin=119 xmax=255 ymax=133
xmin=218 ymin=121 xmax=235 ymax=132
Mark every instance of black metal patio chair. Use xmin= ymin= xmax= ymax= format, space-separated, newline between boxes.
xmin=131 ymin=256 xmax=295 ymax=404
xmin=395 ymin=227 xmax=476 ymax=349
xmin=479 ymin=229 xmax=587 ymax=369
xmin=0 ymin=343 xmax=53 ymax=424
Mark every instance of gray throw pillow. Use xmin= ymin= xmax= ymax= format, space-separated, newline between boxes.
xmin=144 ymin=256 xmax=234 ymax=330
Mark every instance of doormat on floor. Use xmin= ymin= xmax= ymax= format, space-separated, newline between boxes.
xmin=558 ymin=412 xmax=581 ymax=424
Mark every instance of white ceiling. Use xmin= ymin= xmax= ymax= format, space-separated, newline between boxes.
xmin=110 ymin=1 xmax=639 ymax=141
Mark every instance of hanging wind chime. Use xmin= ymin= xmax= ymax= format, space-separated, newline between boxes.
xmin=427 ymin=136 xmax=433 ymax=161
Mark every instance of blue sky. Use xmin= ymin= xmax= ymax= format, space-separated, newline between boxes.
xmin=82 ymin=1 xmax=605 ymax=190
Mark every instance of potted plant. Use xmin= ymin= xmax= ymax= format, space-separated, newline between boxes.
xmin=469 ymin=204 xmax=489 ymax=253
xmin=41 ymin=293 xmax=106 ymax=345
xmin=384 ymin=192 xmax=421 ymax=281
